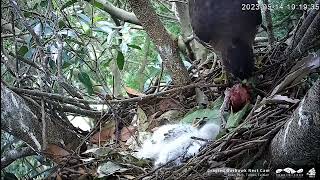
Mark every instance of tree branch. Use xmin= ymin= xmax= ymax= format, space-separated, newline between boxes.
xmin=285 ymin=0 xmax=320 ymax=55
xmin=128 ymin=0 xmax=190 ymax=85
xmin=9 ymin=83 xmax=224 ymax=105
xmin=1 ymin=83 xmax=82 ymax=153
xmin=262 ymin=0 xmax=276 ymax=46
xmin=290 ymin=11 xmax=320 ymax=59
xmin=84 ymin=0 xmax=141 ymax=25
xmin=1 ymin=146 xmax=36 ymax=169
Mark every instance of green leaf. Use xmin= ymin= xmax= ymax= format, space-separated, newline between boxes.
xmin=43 ymin=25 xmax=53 ymax=36
xmin=62 ymin=61 xmax=72 ymax=69
xmin=128 ymin=44 xmax=142 ymax=50
xmin=93 ymin=16 xmax=104 ymax=23
xmin=78 ymin=72 xmax=94 ymax=95
xmin=23 ymin=11 xmax=32 ymax=18
xmin=116 ymin=51 xmax=125 ymax=70
xmin=24 ymin=47 xmax=35 ymax=59
xmin=84 ymin=28 xmax=92 ymax=36
xmin=226 ymin=104 xmax=250 ymax=129
xmin=210 ymin=96 xmax=224 ymax=109
xmin=97 ymin=161 xmax=127 ymax=177
xmin=62 ymin=52 xmax=72 ymax=69
xmin=77 ymin=13 xmax=91 ymax=24
xmin=60 ymin=0 xmax=77 ymax=10
xmin=40 ymin=0 xmax=47 ymax=7
xmin=101 ymin=58 xmax=112 ymax=68
xmin=180 ymin=108 xmax=221 ymax=125
xmin=92 ymin=1 xmax=104 ymax=9
xmin=32 ymin=3 xmax=39 ymax=10
xmin=101 ymin=37 xmax=109 ymax=45
xmin=17 ymin=46 xmax=29 ymax=56
xmin=65 ymin=38 xmax=85 ymax=46
xmin=92 ymin=27 xmax=112 ymax=34
xmin=83 ymin=147 xmax=114 ymax=157
xmin=48 ymin=59 xmax=57 ymax=72
xmin=58 ymin=20 xmax=66 ymax=28
xmin=2 ymin=172 xmax=18 ymax=180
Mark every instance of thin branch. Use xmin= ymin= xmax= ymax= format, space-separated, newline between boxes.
xmin=290 ymin=11 xmax=320 ymax=59
xmin=84 ymin=0 xmax=141 ymax=25
xmin=262 ymin=0 xmax=276 ymax=46
xmin=285 ymin=0 xmax=320 ymax=54
xmin=9 ymin=83 xmax=225 ymax=105
xmin=129 ymin=0 xmax=190 ymax=85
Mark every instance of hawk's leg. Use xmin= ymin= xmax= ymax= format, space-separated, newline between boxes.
xmin=212 ymin=52 xmax=229 ymax=84
xmin=214 ymin=70 xmax=229 ymax=84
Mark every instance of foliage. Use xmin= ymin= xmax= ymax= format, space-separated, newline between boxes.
xmin=1 ymin=133 xmax=51 ymax=179
xmin=269 ymin=0 xmax=316 ymax=38
xmin=1 ymin=0 xmax=181 ymax=176
xmin=1 ymin=0 xmax=317 ymax=177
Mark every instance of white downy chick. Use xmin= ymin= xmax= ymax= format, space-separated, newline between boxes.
xmin=137 ymin=123 xmax=220 ymax=167
xmin=136 ymin=124 xmax=194 ymax=160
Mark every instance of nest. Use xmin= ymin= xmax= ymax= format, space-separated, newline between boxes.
xmin=52 ymin=39 xmax=318 ymax=180
xmin=134 ymin=43 xmax=313 ymax=180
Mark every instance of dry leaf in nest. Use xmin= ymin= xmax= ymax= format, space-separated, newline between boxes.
xmin=97 ymin=161 xmax=128 ymax=178
xmin=44 ymin=144 xmax=71 ymax=163
xmin=90 ymin=121 xmax=116 ymax=144
xmin=147 ymin=110 xmax=183 ymax=130
xmin=263 ymin=95 xmax=300 ymax=104
xmin=271 ymin=53 xmax=320 ymax=96
xmin=120 ymin=126 xmax=136 ymax=142
xmin=158 ymin=99 xmax=181 ymax=112
xmin=125 ymin=86 xmax=145 ymax=97
xmin=135 ymin=106 xmax=149 ymax=132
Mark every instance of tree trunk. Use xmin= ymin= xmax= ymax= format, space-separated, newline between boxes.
xmin=128 ymin=0 xmax=190 ymax=86
xmin=269 ymin=79 xmax=320 ymax=168
xmin=174 ymin=1 xmax=208 ymax=63
xmin=1 ymin=84 xmax=82 ymax=165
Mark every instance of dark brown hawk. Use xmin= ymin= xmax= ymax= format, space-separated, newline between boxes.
xmin=189 ymin=0 xmax=262 ymax=79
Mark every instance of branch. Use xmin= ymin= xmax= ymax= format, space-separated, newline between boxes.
xmin=128 ymin=0 xmax=190 ymax=85
xmin=1 ymin=18 xmax=28 ymax=42
xmin=290 ymin=11 xmax=320 ymax=59
xmin=42 ymin=97 xmax=102 ymax=118
xmin=9 ymin=83 xmax=224 ymax=105
xmin=1 ymin=83 xmax=82 ymax=153
xmin=84 ymin=0 xmax=141 ymax=25
xmin=262 ymin=0 xmax=276 ymax=46
xmin=285 ymin=0 xmax=320 ymax=55
xmin=9 ymin=0 xmax=42 ymax=47
xmin=1 ymin=146 xmax=35 ymax=169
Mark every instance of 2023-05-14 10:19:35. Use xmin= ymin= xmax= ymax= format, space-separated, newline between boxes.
xmin=241 ymin=3 xmax=320 ymax=11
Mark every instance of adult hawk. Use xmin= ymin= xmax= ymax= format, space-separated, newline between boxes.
xmin=189 ymin=0 xmax=262 ymax=79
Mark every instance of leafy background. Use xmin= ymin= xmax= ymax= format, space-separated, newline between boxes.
xmin=1 ymin=0 xmax=316 ymax=178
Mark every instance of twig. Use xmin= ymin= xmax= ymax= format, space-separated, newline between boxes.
xmin=137 ymin=157 xmax=179 ymax=180
xmin=9 ymin=83 xmax=226 ymax=105
xmin=262 ymin=0 xmax=276 ymax=46
xmin=41 ymin=98 xmax=47 ymax=150
xmin=219 ymin=88 xmax=230 ymax=129
xmin=241 ymin=142 xmax=269 ymax=169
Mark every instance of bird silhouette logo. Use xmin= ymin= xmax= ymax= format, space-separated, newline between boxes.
xmin=307 ymin=168 xmax=316 ymax=178
xmin=276 ymin=168 xmax=304 ymax=174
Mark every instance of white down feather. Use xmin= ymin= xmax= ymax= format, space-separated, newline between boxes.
xmin=137 ymin=123 xmax=220 ymax=167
